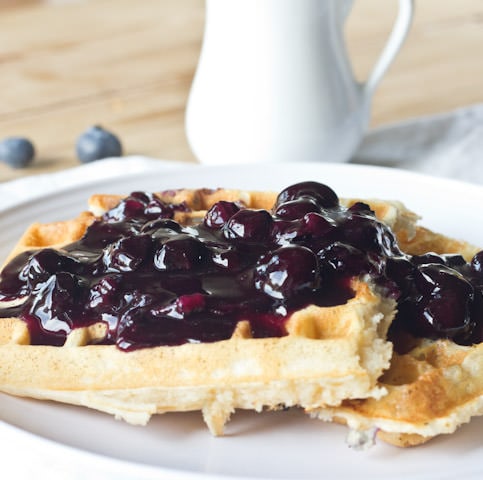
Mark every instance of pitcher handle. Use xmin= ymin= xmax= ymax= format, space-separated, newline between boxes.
xmin=364 ymin=0 xmax=414 ymax=98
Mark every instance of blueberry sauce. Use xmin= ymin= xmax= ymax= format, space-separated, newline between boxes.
xmin=0 ymin=183 xmax=481 ymax=351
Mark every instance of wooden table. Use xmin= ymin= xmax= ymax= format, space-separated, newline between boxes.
xmin=1 ymin=0 xmax=482 ymax=182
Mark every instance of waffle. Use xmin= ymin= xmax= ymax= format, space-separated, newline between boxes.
xmin=0 ymin=188 xmax=396 ymax=435
xmin=312 ymin=338 xmax=483 ymax=447
xmin=90 ymin=189 xmax=483 ymax=445
xmin=0 ymin=186 xmax=481 ymax=445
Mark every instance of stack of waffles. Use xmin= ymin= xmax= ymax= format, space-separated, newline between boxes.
xmin=0 ymin=185 xmax=481 ymax=447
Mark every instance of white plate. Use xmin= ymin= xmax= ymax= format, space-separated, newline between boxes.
xmin=0 ymin=162 xmax=482 ymax=480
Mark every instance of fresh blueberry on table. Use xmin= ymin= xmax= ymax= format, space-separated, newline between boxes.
xmin=76 ymin=125 xmax=123 ymax=163
xmin=0 ymin=136 xmax=35 ymax=168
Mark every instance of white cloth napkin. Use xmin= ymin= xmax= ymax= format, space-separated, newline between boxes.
xmin=352 ymin=103 xmax=483 ymax=184
xmin=1 ymin=103 xmax=483 ymax=211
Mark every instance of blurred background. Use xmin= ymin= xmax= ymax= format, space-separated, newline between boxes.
xmin=1 ymin=0 xmax=482 ymax=181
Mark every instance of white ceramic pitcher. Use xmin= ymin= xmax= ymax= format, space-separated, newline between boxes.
xmin=186 ymin=0 xmax=414 ymax=165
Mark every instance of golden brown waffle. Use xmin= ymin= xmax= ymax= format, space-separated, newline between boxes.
xmin=311 ymin=339 xmax=483 ymax=447
xmin=0 ymin=187 xmax=481 ymax=444
xmin=0 ymin=188 xmax=396 ymax=435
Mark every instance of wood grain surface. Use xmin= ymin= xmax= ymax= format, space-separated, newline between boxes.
xmin=1 ymin=0 xmax=482 ymax=182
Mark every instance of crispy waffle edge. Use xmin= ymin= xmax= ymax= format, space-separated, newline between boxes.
xmin=310 ymin=339 xmax=483 ymax=447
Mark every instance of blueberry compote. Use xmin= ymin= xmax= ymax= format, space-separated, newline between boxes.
xmin=0 ymin=183 xmax=482 ymax=351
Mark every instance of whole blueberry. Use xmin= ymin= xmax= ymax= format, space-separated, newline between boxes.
xmin=471 ymin=251 xmax=483 ymax=274
xmin=0 ymin=136 xmax=35 ymax=168
xmin=76 ymin=125 xmax=123 ymax=163
xmin=317 ymin=242 xmax=368 ymax=276
xmin=223 ymin=209 xmax=273 ymax=243
xmin=102 ymin=234 xmax=152 ymax=273
xmin=204 ymin=201 xmax=241 ymax=229
xmin=254 ymin=245 xmax=318 ymax=299
xmin=412 ymin=264 xmax=474 ymax=338
xmin=154 ymin=235 xmax=206 ymax=271
xmin=275 ymin=181 xmax=339 ymax=209
xmin=274 ymin=198 xmax=321 ymax=220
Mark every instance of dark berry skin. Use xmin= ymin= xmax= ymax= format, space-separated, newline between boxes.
xmin=102 ymin=234 xmax=152 ymax=273
xmin=411 ymin=253 xmax=447 ymax=266
xmin=347 ymin=202 xmax=374 ymax=215
xmin=275 ymin=181 xmax=339 ymax=208
xmin=88 ymin=274 xmax=123 ymax=312
xmin=154 ymin=235 xmax=206 ymax=271
xmin=103 ymin=192 xmax=178 ymax=223
xmin=301 ymin=212 xmax=336 ymax=237
xmin=339 ymin=213 xmax=399 ymax=256
xmin=317 ymin=242 xmax=369 ymax=277
xmin=384 ymin=256 xmax=414 ymax=293
xmin=410 ymin=264 xmax=474 ymax=339
xmin=205 ymin=201 xmax=241 ymax=229
xmin=0 ymin=137 xmax=35 ymax=168
xmin=471 ymin=251 xmax=483 ymax=275
xmin=255 ymin=246 xmax=318 ymax=299
xmin=141 ymin=218 xmax=182 ymax=237
xmin=29 ymin=272 xmax=87 ymax=329
xmin=210 ymin=246 xmax=242 ymax=271
xmin=223 ymin=209 xmax=273 ymax=243
xmin=76 ymin=125 xmax=123 ymax=163
xmin=443 ymin=254 xmax=467 ymax=269
xmin=274 ymin=198 xmax=321 ymax=220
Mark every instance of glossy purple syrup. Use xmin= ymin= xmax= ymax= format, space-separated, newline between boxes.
xmin=0 ymin=183 xmax=481 ymax=351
